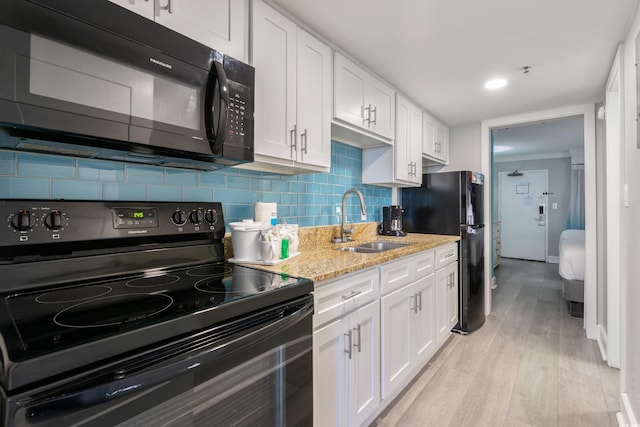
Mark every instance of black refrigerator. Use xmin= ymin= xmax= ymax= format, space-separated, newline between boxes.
xmin=401 ymin=171 xmax=485 ymax=333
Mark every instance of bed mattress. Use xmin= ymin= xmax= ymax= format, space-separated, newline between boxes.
xmin=559 ymin=229 xmax=585 ymax=281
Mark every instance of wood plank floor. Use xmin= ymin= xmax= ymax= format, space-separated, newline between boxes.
xmin=372 ymin=258 xmax=619 ymax=427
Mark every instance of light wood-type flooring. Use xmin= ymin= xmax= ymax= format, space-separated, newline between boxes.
xmin=372 ymin=258 xmax=619 ymax=427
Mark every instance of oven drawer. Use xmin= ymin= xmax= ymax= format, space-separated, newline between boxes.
xmin=2 ymin=295 xmax=313 ymax=427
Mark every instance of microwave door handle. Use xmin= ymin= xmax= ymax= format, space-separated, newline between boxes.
xmin=209 ymin=60 xmax=230 ymax=153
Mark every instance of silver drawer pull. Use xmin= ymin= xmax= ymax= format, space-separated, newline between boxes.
xmin=342 ymin=290 xmax=362 ymax=301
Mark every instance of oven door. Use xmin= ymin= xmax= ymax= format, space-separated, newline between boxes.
xmin=0 ymin=0 xmax=243 ymax=161
xmin=2 ymin=296 xmax=313 ymax=427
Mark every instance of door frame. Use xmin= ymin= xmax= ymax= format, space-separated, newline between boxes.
xmin=603 ymin=45 xmax=623 ymax=368
xmin=481 ymin=104 xmax=597 ymax=339
xmin=498 ymin=169 xmax=549 ymax=262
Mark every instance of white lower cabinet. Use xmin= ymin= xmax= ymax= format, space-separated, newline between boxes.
xmin=313 ymin=244 xmax=455 ymax=426
xmin=381 ymin=271 xmax=435 ymax=399
xmin=435 ymin=243 xmax=459 ymax=346
xmin=313 ymin=270 xmax=380 ymax=427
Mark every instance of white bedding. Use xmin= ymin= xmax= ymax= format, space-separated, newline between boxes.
xmin=559 ymin=229 xmax=585 ymax=281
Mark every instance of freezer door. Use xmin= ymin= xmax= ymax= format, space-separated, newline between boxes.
xmin=457 ymin=225 xmax=485 ymax=333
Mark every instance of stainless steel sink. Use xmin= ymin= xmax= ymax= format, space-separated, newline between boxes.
xmin=337 ymin=241 xmax=410 ymax=253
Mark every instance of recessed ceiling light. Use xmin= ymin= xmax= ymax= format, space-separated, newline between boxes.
xmin=484 ymin=78 xmax=507 ymax=89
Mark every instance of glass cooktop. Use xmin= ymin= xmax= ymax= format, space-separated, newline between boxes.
xmin=1 ymin=262 xmax=311 ymax=361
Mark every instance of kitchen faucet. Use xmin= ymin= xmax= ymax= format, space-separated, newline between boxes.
xmin=341 ymin=188 xmax=367 ymax=242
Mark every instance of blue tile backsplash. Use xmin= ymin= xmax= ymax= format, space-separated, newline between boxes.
xmin=0 ymin=142 xmax=392 ymax=229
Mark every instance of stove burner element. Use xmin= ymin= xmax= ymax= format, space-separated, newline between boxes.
xmin=53 ymin=293 xmax=173 ymax=328
xmin=126 ymin=274 xmax=180 ymax=288
xmin=35 ymin=285 xmax=113 ymax=304
xmin=186 ymin=265 xmax=233 ymax=277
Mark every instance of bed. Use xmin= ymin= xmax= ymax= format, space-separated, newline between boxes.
xmin=558 ymin=229 xmax=585 ymax=316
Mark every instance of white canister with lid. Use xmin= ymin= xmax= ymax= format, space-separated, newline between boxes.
xmin=229 ymin=219 xmax=264 ymax=261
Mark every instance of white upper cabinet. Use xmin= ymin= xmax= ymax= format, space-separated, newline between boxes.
xmin=394 ymin=94 xmax=423 ymax=185
xmin=333 ymin=52 xmax=395 ymax=147
xmin=361 ymin=93 xmax=422 ymax=187
xmin=244 ymin=0 xmax=331 ymax=174
xmin=423 ymin=112 xmax=449 ymax=165
xmin=108 ymin=0 xmax=248 ymax=61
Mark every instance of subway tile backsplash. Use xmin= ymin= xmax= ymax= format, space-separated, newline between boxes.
xmin=0 ymin=142 xmax=392 ymax=228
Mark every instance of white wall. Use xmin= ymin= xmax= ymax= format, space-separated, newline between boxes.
xmin=619 ymin=3 xmax=640 ymax=424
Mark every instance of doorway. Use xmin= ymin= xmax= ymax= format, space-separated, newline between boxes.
xmin=481 ymin=105 xmax=596 ymax=339
xmin=498 ymin=169 xmax=548 ymax=261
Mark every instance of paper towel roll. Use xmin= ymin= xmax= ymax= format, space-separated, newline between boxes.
xmin=255 ymin=202 xmax=277 ymax=226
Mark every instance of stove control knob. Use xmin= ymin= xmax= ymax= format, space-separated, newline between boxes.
xmin=171 ymin=210 xmax=187 ymax=226
xmin=189 ymin=210 xmax=203 ymax=224
xmin=204 ymin=209 xmax=218 ymax=225
xmin=11 ymin=210 xmax=32 ymax=231
xmin=44 ymin=210 xmax=63 ymax=230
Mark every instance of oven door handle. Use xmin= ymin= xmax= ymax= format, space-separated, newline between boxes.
xmin=9 ymin=297 xmax=313 ymax=425
xmin=206 ymin=59 xmax=230 ymax=155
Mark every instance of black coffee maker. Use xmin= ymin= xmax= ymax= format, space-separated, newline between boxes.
xmin=381 ymin=205 xmax=406 ymax=236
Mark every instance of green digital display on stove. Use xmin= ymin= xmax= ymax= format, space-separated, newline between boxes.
xmin=112 ymin=207 xmax=159 ymax=229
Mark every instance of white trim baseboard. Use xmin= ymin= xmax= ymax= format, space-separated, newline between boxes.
xmin=597 ymin=324 xmax=608 ymax=362
xmin=620 ymin=393 xmax=639 ymax=426
xmin=547 ymin=256 xmax=559 ymax=264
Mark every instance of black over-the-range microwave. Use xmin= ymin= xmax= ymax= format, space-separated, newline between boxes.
xmin=0 ymin=0 xmax=254 ymax=170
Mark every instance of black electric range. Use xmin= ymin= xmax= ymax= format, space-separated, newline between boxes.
xmin=0 ymin=200 xmax=313 ymax=393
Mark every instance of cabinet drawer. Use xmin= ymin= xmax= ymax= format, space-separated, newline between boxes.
xmin=314 ymin=267 xmax=380 ymax=328
xmin=435 ymin=243 xmax=458 ymax=270
xmin=381 ymin=250 xmax=434 ymax=295
xmin=414 ymin=250 xmax=435 ymax=277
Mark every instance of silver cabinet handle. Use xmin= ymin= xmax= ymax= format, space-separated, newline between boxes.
xmin=345 ymin=329 xmax=353 ymax=359
xmin=370 ymin=105 xmax=377 ymax=125
xmin=411 ymin=294 xmax=419 ymax=314
xmin=362 ymin=104 xmax=372 ymax=125
xmin=354 ymin=324 xmax=362 ymax=353
xmin=342 ymin=289 xmax=362 ymax=301
xmin=301 ymin=128 xmax=308 ymax=160
xmin=417 ymin=291 xmax=422 ymax=312
xmin=161 ymin=0 xmax=172 ymax=13
xmin=290 ymin=125 xmax=297 ymax=159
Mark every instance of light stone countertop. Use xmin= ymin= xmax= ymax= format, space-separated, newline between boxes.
xmin=226 ymin=222 xmax=459 ymax=284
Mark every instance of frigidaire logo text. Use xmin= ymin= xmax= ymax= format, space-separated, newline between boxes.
xmin=149 ymin=58 xmax=172 ymax=69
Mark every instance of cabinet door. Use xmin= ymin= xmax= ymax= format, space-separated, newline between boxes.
xmin=381 ymin=284 xmax=413 ymax=399
xmin=368 ymin=78 xmax=395 ymax=139
xmin=435 ymin=123 xmax=449 ymax=163
xmin=295 ymin=28 xmax=331 ymax=169
xmin=313 ymin=316 xmax=350 ymax=427
xmin=447 ymin=262 xmax=459 ymax=330
xmin=108 ymin=0 xmax=154 ymax=19
xmin=251 ymin=0 xmax=296 ymax=164
xmin=408 ymin=102 xmax=423 ymax=184
xmin=435 ymin=266 xmax=451 ymax=346
xmin=422 ymin=113 xmax=436 ymax=158
xmin=411 ymin=273 xmax=436 ymax=364
xmin=155 ymin=0 xmax=247 ymax=60
xmin=349 ymin=300 xmax=381 ymax=427
xmin=394 ymin=95 xmax=411 ymax=182
xmin=334 ymin=53 xmax=368 ymax=129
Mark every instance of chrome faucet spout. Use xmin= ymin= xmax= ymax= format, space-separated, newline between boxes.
xmin=341 ymin=188 xmax=367 ymax=242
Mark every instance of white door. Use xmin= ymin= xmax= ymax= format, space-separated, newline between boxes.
xmin=499 ymin=170 xmax=548 ymax=261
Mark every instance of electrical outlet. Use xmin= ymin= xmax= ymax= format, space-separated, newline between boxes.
xmin=552 ymin=203 xmax=558 ymax=209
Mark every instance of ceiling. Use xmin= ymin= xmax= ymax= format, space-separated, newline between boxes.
xmin=269 ymin=0 xmax=637 ymax=128
xmin=492 ymin=115 xmax=584 ymax=160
